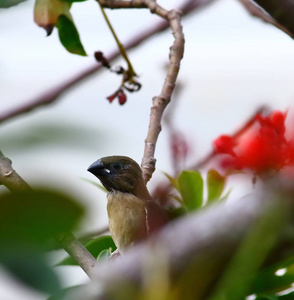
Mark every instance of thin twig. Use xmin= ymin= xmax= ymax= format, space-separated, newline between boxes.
xmin=98 ymin=2 xmax=137 ymax=77
xmin=0 ymin=0 xmax=215 ymax=124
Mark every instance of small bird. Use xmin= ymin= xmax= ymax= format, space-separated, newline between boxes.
xmin=87 ymin=156 xmax=167 ymax=253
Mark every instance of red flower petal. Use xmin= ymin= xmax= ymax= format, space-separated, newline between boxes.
xmin=107 ymin=92 xmax=118 ymax=103
xmin=118 ymin=90 xmax=127 ymax=105
xmin=214 ymin=110 xmax=292 ymax=175
xmin=213 ymin=135 xmax=236 ymax=156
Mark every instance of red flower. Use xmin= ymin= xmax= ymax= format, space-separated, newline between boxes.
xmin=213 ymin=135 xmax=236 ymax=156
xmin=213 ymin=110 xmax=294 ymax=175
xmin=117 ymin=90 xmax=127 ymax=105
xmin=106 ymin=89 xmax=127 ymax=105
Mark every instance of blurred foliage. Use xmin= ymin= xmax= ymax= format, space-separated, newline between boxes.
xmin=48 ymin=284 xmax=85 ymax=300
xmin=0 ymin=0 xmax=27 ymax=8
xmin=0 ymin=122 xmax=107 ymax=153
xmin=208 ymin=204 xmax=287 ymax=300
xmin=166 ymin=169 xmax=227 ymax=212
xmin=0 ymin=188 xmax=84 ymax=245
xmin=0 ymin=188 xmax=84 ymax=293
xmin=207 ymin=169 xmax=226 ymax=203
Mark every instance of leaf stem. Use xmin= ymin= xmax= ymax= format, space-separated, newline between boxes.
xmin=98 ymin=2 xmax=137 ymax=77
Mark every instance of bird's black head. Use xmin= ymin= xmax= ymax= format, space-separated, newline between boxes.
xmin=87 ymin=156 xmax=149 ymax=197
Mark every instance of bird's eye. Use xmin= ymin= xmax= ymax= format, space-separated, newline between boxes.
xmin=112 ymin=163 xmax=122 ymax=170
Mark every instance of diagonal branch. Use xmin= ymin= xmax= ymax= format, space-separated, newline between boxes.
xmin=0 ymin=0 xmax=215 ymax=124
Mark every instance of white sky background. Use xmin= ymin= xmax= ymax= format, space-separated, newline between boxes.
xmin=1 ymin=0 xmax=294 ymax=298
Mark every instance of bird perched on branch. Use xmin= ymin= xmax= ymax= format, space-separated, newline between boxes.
xmin=87 ymin=156 xmax=167 ymax=253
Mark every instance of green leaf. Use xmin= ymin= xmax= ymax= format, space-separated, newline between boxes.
xmin=163 ymin=172 xmax=179 ymax=190
xmin=0 ymin=0 xmax=27 ymax=8
xmin=55 ymin=14 xmax=87 ymax=56
xmin=0 ymin=189 xmax=83 ymax=293
xmin=2 ymin=249 xmax=60 ymax=294
xmin=97 ymin=249 xmax=112 ymax=261
xmin=57 ymin=235 xmax=116 ymax=265
xmin=0 ymin=189 xmax=84 ymax=246
xmin=178 ymin=170 xmax=203 ymax=211
xmin=279 ymin=292 xmax=294 ymax=299
xmin=207 ymin=169 xmax=226 ymax=202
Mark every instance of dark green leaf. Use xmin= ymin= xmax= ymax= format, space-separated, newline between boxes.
xmin=178 ymin=170 xmax=203 ymax=211
xmin=56 ymin=14 xmax=87 ymax=56
xmin=250 ymin=271 xmax=294 ymax=295
xmin=207 ymin=169 xmax=226 ymax=202
xmin=0 ymin=189 xmax=84 ymax=246
xmin=250 ymin=257 xmax=294 ymax=295
xmin=0 ymin=0 xmax=27 ymax=8
xmin=167 ymin=206 xmax=187 ymax=220
xmin=57 ymin=235 xmax=116 ymax=265
xmin=279 ymin=292 xmax=294 ymax=299
xmin=255 ymin=295 xmax=278 ymax=300
xmin=2 ymin=249 xmax=60 ymax=294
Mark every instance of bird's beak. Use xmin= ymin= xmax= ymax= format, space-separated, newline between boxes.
xmin=87 ymin=159 xmax=110 ymax=176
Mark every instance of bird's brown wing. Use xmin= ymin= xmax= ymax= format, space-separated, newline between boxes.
xmin=145 ymin=200 xmax=169 ymax=236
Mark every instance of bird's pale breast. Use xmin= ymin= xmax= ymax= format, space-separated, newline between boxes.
xmin=107 ymin=190 xmax=147 ymax=251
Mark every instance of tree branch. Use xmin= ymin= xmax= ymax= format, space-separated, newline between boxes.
xmin=57 ymin=232 xmax=97 ymax=279
xmin=0 ymin=150 xmax=31 ymax=192
xmin=140 ymin=2 xmax=185 ymax=183
xmin=0 ymin=0 xmax=215 ymax=124
xmin=85 ymin=181 xmax=294 ymax=299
